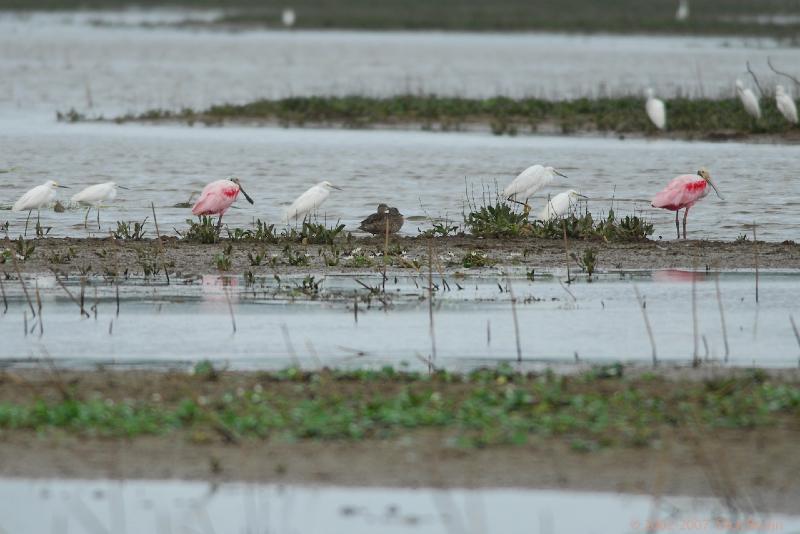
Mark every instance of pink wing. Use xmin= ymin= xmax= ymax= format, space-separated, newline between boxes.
xmin=651 ymin=174 xmax=707 ymax=211
xmin=191 ymin=180 xmax=239 ymax=216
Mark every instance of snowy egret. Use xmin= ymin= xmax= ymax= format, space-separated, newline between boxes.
xmin=191 ymin=177 xmax=255 ymax=232
xmin=502 ymin=164 xmax=567 ymax=213
xmin=775 ymin=85 xmax=798 ymax=124
xmin=71 ymin=181 xmax=129 ymax=230
xmin=282 ymin=8 xmax=296 ymax=27
xmin=359 ymin=204 xmax=404 ymax=235
xmin=538 ymin=190 xmax=587 ymax=222
xmin=735 ymin=80 xmax=761 ymax=120
xmin=651 ymin=168 xmax=723 ymax=240
xmin=675 ymin=0 xmax=689 ymax=21
xmin=645 ymin=89 xmax=666 ymax=130
xmin=12 ymin=180 xmax=68 ymax=236
xmin=284 ymin=181 xmax=342 ymax=223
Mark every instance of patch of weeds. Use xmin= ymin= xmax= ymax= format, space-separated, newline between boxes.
xmin=419 ymin=221 xmax=461 ymax=238
xmin=283 ymin=221 xmax=346 ymax=245
xmin=112 ymin=219 xmax=148 ymax=240
xmin=243 ymin=270 xmax=256 ymax=286
xmin=214 ymin=244 xmax=233 ymax=271
xmin=48 ymin=247 xmax=76 ymax=265
xmin=735 ymin=233 xmax=750 ymax=243
xmin=461 ymin=250 xmax=495 ymax=268
xmin=192 ymin=360 xmax=219 ymax=381
xmin=298 ymin=275 xmax=322 ymax=296
xmin=465 ymin=202 xmax=528 ymax=238
xmin=321 ymin=246 xmax=341 ymax=267
xmin=282 ymin=245 xmax=309 ymax=266
xmin=348 ymin=250 xmax=374 ymax=268
xmin=181 ymin=216 xmax=219 ymax=244
xmin=14 ymin=236 xmax=35 ymax=261
xmin=575 ymin=248 xmax=598 ymax=277
xmin=35 ymin=220 xmax=51 ymax=238
xmin=247 ymin=249 xmax=266 ymax=266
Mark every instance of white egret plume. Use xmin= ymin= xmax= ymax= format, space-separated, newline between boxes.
xmin=502 ymin=164 xmax=567 ymax=213
xmin=71 ymin=181 xmax=129 ymax=229
xmin=12 ymin=180 xmax=69 ymax=236
xmin=645 ymin=88 xmax=666 ymax=130
xmin=775 ymin=85 xmax=798 ymax=124
xmin=284 ymin=181 xmax=342 ymax=222
xmin=735 ymin=80 xmax=761 ymax=120
xmin=538 ymin=189 xmax=587 ymax=222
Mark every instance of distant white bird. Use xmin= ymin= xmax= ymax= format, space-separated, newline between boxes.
xmin=735 ymin=80 xmax=761 ymax=120
xmin=645 ymin=88 xmax=667 ymax=130
xmin=675 ymin=0 xmax=689 ymax=21
xmin=775 ymin=85 xmax=798 ymax=124
xmin=502 ymin=164 xmax=567 ymax=213
xmin=12 ymin=180 xmax=69 ymax=236
xmin=538 ymin=189 xmax=588 ymax=222
xmin=71 ymin=181 xmax=129 ymax=229
xmin=282 ymin=8 xmax=296 ymax=27
xmin=285 ymin=181 xmax=342 ymax=222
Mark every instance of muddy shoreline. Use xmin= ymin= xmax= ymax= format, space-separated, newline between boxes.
xmin=0 ymin=367 xmax=798 ymax=515
xmin=4 ymin=236 xmax=799 ymax=277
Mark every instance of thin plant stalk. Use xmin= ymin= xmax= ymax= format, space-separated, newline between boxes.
xmin=692 ymin=265 xmax=699 ymax=367
xmin=753 ymin=221 xmax=759 ymax=304
xmin=0 ymin=273 xmax=7 ymax=315
xmin=714 ymin=273 xmax=730 ymax=362
xmin=790 ymin=315 xmax=800 ymax=368
xmin=633 ymin=284 xmax=658 ymax=367
xmin=506 ymin=276 xmax=522 ymax=362
xmin=427 ymin=239 xmax=437 ymax=371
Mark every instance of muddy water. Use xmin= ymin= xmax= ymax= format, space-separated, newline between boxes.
xmin=1 ymin=271 xmax=797 ymax=368
xmin=0 ymin=10 xmax=796 ymax=115
xmin=1 ymin=121 xmax=799 ymax=242
xmin=1 ymin=478 xmax=796 ymax=534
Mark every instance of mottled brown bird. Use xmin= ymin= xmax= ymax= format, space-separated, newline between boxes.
xmin=359 ymin=204 xmax=404 ymax=235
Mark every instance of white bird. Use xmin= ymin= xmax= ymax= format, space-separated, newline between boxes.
xmin=675 ymin=0 xmax=689 ymax=21
xmin=282 ymin=8 xmax=296 ymax=27
xmin=645 ymin=88 xmax=666 ymax=130
xmin=735 ymin=80 xmax=761 ymax=120
xmin=502 ymin=164 xmax=567 ymax=213
xmin=284 ymin=181 xmax=342 ymax=222
xmin=775 ymin=85 xmax=798 ymax=124
xmin=538 ymin=189 xmax=588 ymax=222
xmin=71 ymin=181 xmax=129 ymax=229
xmin=12 ymin=180 xmax=68 ymax=236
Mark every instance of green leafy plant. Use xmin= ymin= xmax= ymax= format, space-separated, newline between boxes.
xmin=465 ymin=202 xmax=529 ymax=238
xmin=214 ymin=244 xmax=233 ymax=271
xmin=282 ymin=245 xmax=309 ymax=266
xmin=181 ymin=216 xmax=219 ymax=244
xmin=112 ymin=219 xmax=148 ymax=240
xmin=418 ymin=221 xmax=461 ymax=238
xmin=461 ymin=250 xmax=495 ymax=268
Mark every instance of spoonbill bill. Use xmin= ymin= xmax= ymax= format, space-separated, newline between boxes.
xmin=651 ymin=168 xmax=723 ymax=239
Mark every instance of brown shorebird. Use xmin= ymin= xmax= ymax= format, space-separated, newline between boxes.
xmin=359 ymin=203 xmax=404 ymax=235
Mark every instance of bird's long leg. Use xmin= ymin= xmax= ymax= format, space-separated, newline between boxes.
xmin=675 ymin=210 xmax=680 ymax=240
xmin=96 ymin=205 xmax=101 ymax=230
xmin=682 ymin=207 xmax=690 ymax=240
xmin=84 ymin=207 xmax=91 ymax=229
xmin=216 ymin=215 xmax=223 ymax=235
xmin=36 ymin=210 xmax=41 ymax=236
xmin=24 ymin=210 xmax=31 ymax=237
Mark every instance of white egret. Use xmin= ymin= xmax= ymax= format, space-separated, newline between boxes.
xmin=282 ymin=8 xmax=296 ymax=27
xmin=12 ymin=180 xmax=68 ymax=236
xmin=775 ymin=85 xmax=798 ymax=124
xmin=284 ymin=181 xmax=342 ymax=222
xmin=675 ymin=0 xmax=689 ymax=21
xmin=71 ymin=181 xmax=129 ymax=229
xmin=502 ymin=164 xmax=567 ymax=213
xmin=645 ymin=88 xmax=666 ymax=130
xmin=538 ymin=190 xmax=588 ymax=222
xmin=735 ymin=80 xmax=761 ymax=120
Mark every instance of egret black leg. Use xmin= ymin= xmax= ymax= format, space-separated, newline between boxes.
xmin=96 ymin=206 xmax=100 ymax=230
xmin=682 ymin=208 xmax=689 ymax=240
xmin=24 ymin=210 xmax=31 ymax=237
xmin=675 ymin=210 xmax=680 ymax=239
xmin=36 ymin=210 xmax=41 ymax=236
xmin=84 ymin=207 xmax=91 ymax=229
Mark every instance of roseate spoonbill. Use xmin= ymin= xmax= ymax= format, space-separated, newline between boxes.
xmin=191 ymin=177 xmax=254 ymax=232
xmin=675 ymin=0 xmax=689 ymax=21
xmin=359 ymin=204 xmax=404 ymax=235
xmin=284 ymin=181 xmax=342 ymax=222
xmin=645 ymin=89 xmax=666 ymax=130
xmin=775 ymin=85 xmax=798 ymax=124
xmin=71 ymin=181 xmax=129 ymax=229
xmin=538 ymin=189 xmax=587 ymax=222
xmin=735 ymin=80 xmax=761 ymax=120
xmin=502 ymin=164 xmax=567 ymax=213
xmin=12 ymin=180 xmax=68 ymax=236
xmin=651 ymin=168 xmax=723 ymax=240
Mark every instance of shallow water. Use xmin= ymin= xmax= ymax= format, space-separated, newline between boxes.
xmin=1 ymin=121 xmax=799 ymax=242
xmin=0 ymin=10 xmax=796 ymax=117
xmin=1 ymin=478 xmax=796 ymax=534
xmin=1 ymin=271 xmax=797 ymax=368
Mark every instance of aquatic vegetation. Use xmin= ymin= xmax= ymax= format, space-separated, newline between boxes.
xmin=576 ymin=248 xmax=598 ymax=277
xmin=214 ymin=244 xmax=233 ymax=271
xmin=11 ymin=236 xmax=35 ymax=261
xmin=465 ymin=202 xmax=528 ymax=238
xmin=47 ymin=247 xmax=75 ymax=265
xmin=281 ymin=245 xmax=309 ymax=266
xmin=283 ymin=221 xmax=347 ymax=245
xmin=135 ymin=249 xmax=172 ymax=279
xmin=461 ymin=250 xmax=495 ymax=269
xmin=227 ymin=220 xmax=278 ymax=243
xmin=111 ymin=95 xmax=800 ymax=137
xmin=0 ymin=366 xmax=797 ymax=450
xmin=112 ymin=219 xmax=148 ymax=240
xmin=418 ymin=221 xmax=461 ymax=238
xmin=347 ymin=251 xmax=374 ymax=268
xmin=181 ymin=216 xmax=219 ymax=244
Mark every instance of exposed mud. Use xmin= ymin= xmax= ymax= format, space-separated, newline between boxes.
xmin=5 ymin=237 xmax=800 ymax=278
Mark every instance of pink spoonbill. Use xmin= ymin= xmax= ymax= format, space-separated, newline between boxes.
xmin=651 ymin=168 xmax=723 ymax=240
xmin=191 ymin=177 xmax=254 ymax=231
